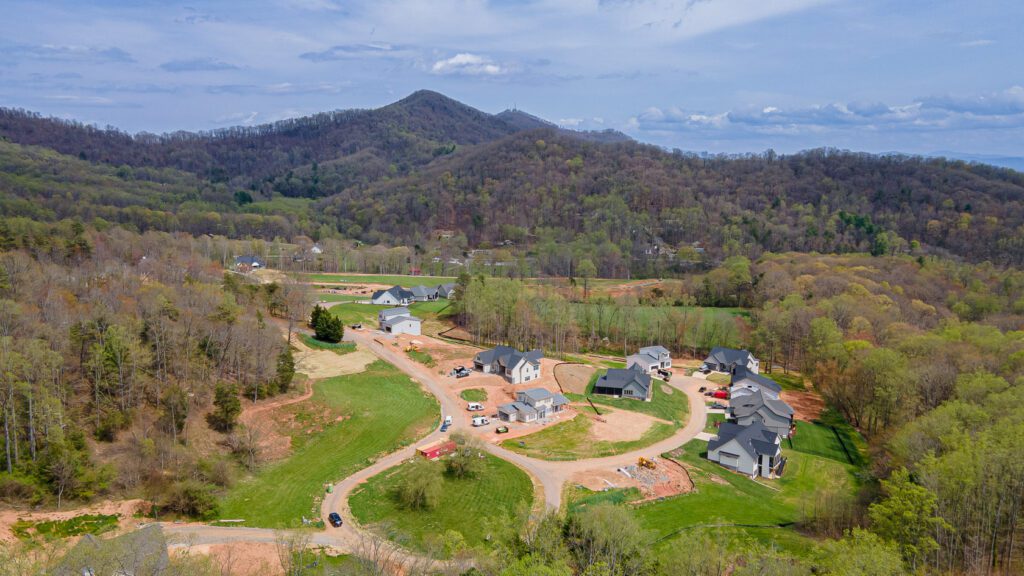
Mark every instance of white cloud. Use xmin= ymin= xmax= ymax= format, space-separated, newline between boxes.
xmin=284 ymin=0 xmax=342 ymax=11
xmin=431 ymin=53 xmax=505 ymax=76
xmin=959 ymin=39 xmax=994 ymax=48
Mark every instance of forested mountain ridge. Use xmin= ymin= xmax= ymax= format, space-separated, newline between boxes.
xmin=2 ymin=91 xmax=1024 ymax=270
xmin=320 ymin=129 xmax=1024 ymax=268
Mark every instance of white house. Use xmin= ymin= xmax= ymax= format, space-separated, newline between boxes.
xmin=730 ymin=367 xmax=782 ymax=399
xmin=473 ymin=346 xmax=543 ymax=384
xmin=378 ymin=306 xmax=421 ymax=335
xmin=703 ymin=347 xmax=760 ymax=374
xmin=497 ymin=388 xmax=569 ymax=423
xmin=371 ymin=286 xmax=415 ymax=306
xmin=627 ymin=345 xmax=672 ymax=374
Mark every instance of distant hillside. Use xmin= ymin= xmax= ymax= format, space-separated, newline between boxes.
xmin=1 ymin=90 xmax=1023 ymax=271
xmin=319 ymin=130 xmax=1024 ymax=268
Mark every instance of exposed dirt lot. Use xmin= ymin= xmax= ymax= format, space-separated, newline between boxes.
xmin=582 ymin=406 xmax=663 ymax=442
xmin=315 ymin=282 xmax=392 ymax=297
xmin=294 ymin=347 xmax=377 ymax=380
xmin=554 ymin=363 xmax=596 ymax=394
xmin=781 ymin=390 xmax=826 ymax=421
xmin=177 ymin=542 xmax=282 ymax=575
xmin=570 ymin=456 xmax=693 ymax=502
xmin=571 ymin=468 xmax=640 ymax=492
xmin=250 ymin=269 xmax=289 ymax=285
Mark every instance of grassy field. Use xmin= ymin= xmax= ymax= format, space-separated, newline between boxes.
xmin=219 ymin=360 xmax=438 ymax=527
xmin=328 ymin=302 xmax=389 ymax=326
xmin=564 ymin=371 xmax=689 ymax=423
xmin=408 ymin=300 xmax=453 ymax=318
xmin=316 ymin=293 xmax=370 ymax=303
xmin=299 ymin=334 xmax=356 ymax=354
xmin=789 ymin=411 xmax=867 ymax=466
xmin=705 ymin=373 xmax=731 ymax=386
xmin=627 ymin=439 xmax=859 ymax=557
xmin=459 ymin=388 xmax=487 ymax=402
xmin=12 ymin=514 xmax=119 ymax=541
xmin=766 ymin=371 xmax=808 ymax=391
xmin=301 ymin=273 xmax=456 ymax=285
xmin=407 ymin=349 xmax=436 ymax=367
xmin=349 ymin=454 xmax=533 ymax=554
xmin=501 ymin=416 xmax=677 ymax=461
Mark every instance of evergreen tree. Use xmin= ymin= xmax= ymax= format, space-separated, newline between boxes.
xmin=275 ymin=348 xmax=296 ymax=394
xmin=206 ymin=383 xmax=241 ymax=432
xmin=314 ymin=310 xmax=344 ymax=343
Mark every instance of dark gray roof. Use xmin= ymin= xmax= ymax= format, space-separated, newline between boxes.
xmin=373 ymin=285 xmax=415 ymax=301
xmin=475 ymin=346 xmax=542 ymax=369
xmin=410 ymin=285 xmax=437 ymax=298
xmin=705 ymin=347 xmax=755 ymax=367
xmin=729 ymin=387 xmax=794 ymax=419
xmin=709 ymin=421 xmax=780 ymax=460
xmin=731 ymin=367 xmax=782 ymax=394
xmin=498 ymin=401 xmax=537 ymax=416
xmin=595 ymin=366 xmax=651 ymax=396
xmin=234 ymin=255 xmax=265 ymax=266
xmin=437 ymin=282 xmax=456 ymax=295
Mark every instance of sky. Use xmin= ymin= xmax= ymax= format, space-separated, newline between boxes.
xmin=2 ymin=0 xmax=1023 ymax=160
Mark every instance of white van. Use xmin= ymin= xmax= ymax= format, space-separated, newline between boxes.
xmin=443 ymin=415 xmax=453 ymax=426
xmin=466 ymin=402 xmax=484 ymax=412
xmin=471 ymin=416 xmax=489 ymax=427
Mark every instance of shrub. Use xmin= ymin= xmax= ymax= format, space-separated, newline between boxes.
xmin=396 ymin=460 xmax=442 ymax=510
xmin=160 ymin=480 xmax=219 ymax=519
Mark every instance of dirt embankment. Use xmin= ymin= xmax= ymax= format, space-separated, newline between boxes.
xmin=781 ymin=390 xmax=826 ymax=421
xmin=553 ymin=363 xmax=596 ymax=394
xmin=0 ymin=499 xmax=149 ymax=544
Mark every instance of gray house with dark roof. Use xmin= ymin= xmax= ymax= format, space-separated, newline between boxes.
xmin=593 ymin=366 xmax=653 ymax=401
xmin=703 ymin=347 xmax=760 ymax=374
xmin=728 ymin=387 xmax=794 ymax=438
xmin=474 ymin=346 xmax=543 ymax=384
xmin=498 ymin=387 xmax=569 ymax=422
xmin=437 ymin=283 xmax=457 ymax=299
xmin=707 ymin=421 xmax=785 ymax=478
xmin=730 ymin=367 xmax=782 ymax=399
xmin=409 ymin=285 xmax=439 ymax=302
xmin=371 ymin=285 xmax=415 ymax=305
xmin=233 ymin=255 xmax=266 ymax=271
xmin=627 ymin=345 xmax=672 ymax=374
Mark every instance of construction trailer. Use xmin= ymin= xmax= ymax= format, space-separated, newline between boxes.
xmin=417 ymin=439 xmax=456 ymax=460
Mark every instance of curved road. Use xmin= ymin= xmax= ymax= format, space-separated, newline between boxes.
xmin=165 ymin=329 xmax=708 ymax=558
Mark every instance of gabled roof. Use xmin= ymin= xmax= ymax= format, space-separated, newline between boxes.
xmin=437 ymin=282 xmax=456 ymax=294
xmin=475 ymin=346 xmax=543 ymax=368
xmin=639 ymin=345 xmax=671 ymax=357
xmin=498 ymin=401 xmax=537 ymax=416
xmin=729 ymin=387 xmax=794 ymax=420
xmin=380 ymin=307 xmax=411 ymax=319
xmin=518 ymin=388 xmax=553 ymax=403
xmin=705 ymin=347 xmax=756 ymax=366
xmin=382 ymin=314 xmax=421 ymax=328
xmin=709 ymin=421 xmax=780 ymax=460
xmin=731 ymin=367 xmax=782 ymax=394
xmin=409 ymin=285 xmax=437 ymax=298
xmin=595 ymin=366 xmax=651 ymax=396
xmin=373 ymin=285 xmax=415 ymax=301
xmin=628 ymin=351 xmax=660 ymax=365
xmin=234 ymin=255 xmax=264 ymax=266
xmin=552 ymin=393 xmax=570 ymax=407
xmin=54 ymin=524 xmax=169 ymax=576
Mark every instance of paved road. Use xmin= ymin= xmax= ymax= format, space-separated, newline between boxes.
xmin=166 ymin=329 xmax=708 ymax=558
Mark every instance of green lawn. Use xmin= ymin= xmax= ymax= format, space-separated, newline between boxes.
xmin=765 ymin=371 xmax=807 ymax=391
xmin=299 ymin=334 xmax=355 ymax=354
xmin=501 ymin=415 xmax=677 ymax=461
xmin=706 ymin=373 xmax=731 ymax=386
xmin=409 ymin=300 xmax=453 ymax=319
xmin=328 ymin=302 xmax=389 ymax=326
xmin=407 ymin=349 xmax=436 ymax=367
xmin=300 ymin=273 xmax=456 ymax=285
xmin=564 ymin=370 xmax=689 ymax=424
xmin=349 ymin=454 xmax=533 ymax=554
xmin=459 ymin=388 xmax=487 ymax=402
xmin=629 ymin=440 xmax=859 ymax=557
xmin=219 ymin=361 xmax=439 ymax=527
xmin=704 ymin=413 xmax=725 ymax=434
xmin=789 ymin=411 xmax=867 ymax=466
xmin=12 ymin=514 xmax=119 ymax=541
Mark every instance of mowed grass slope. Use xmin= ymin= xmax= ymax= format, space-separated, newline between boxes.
xmin=219 ymin=360 xmax=438 ymax=527
xmin=349 ymin=454 xmax=533 ymax=553
xmin=565 ymin=370 xmax=689 ymax=423
xmin=630 ymin=440 xmax=858 ymax=556
xmin=328 ymin=302 xmax=389 ymax=325
xmin=501 ymin=415 xmax=677 ymax=461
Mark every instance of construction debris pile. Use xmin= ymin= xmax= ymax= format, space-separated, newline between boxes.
xmin=617 ymin=457 xmax=694 ymax=500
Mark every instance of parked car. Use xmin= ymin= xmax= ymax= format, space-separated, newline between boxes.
xmin=440 ymin=422 xmax=450 ymax=432
xmin=699 ymin=365 xmax=711 ymax=374
xmin=710 ymin=402 xmax=726 ymax=409
xmin=472 ymin=416 xmax=489 ymax=427
xmin=495 ymin=426 xmax=509 ymax=434
xmin=350 ymin=323 xmax=362 ymax=330
xmin=328 ymin=512 xmax=343 ymax=527
xmin=698 ymin=386 xmax=707 ymax=393
xmin=451 ymin=366 xmax=471 ymax=378
xmin=467 ymin=402 xmax=484 ymax=411
xmin=657 ymin=369 xmax=672 ymax=380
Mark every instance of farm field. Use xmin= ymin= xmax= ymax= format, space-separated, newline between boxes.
xmin=300 ymin=273 xmax=456 ymax=285
xmin=631 ymin=439 xmax=859 ymax=557
xmin=500 ymin=416 xmax=677 ymax=461
xmin=564 ymin=370 xmax=689 ymax=423
xmin=218 ymin=361 xmax=438 ymax=528
xmin=348 ymin=453 xmax=533 ymax=554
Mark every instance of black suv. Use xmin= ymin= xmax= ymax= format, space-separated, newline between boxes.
xmin=328 ymin=512 xmax=343 ymax=527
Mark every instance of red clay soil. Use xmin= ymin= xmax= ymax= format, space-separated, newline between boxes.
xmin=780 ymin=390 xmax=826 ymax=421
